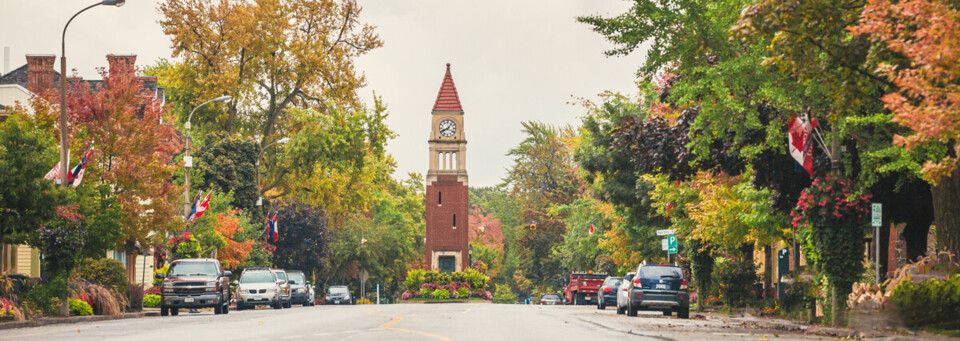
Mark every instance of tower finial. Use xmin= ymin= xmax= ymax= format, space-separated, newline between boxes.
xmin=446 ymin=63 xmax=451 ymax=69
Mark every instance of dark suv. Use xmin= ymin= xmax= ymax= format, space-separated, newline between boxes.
xmin=621 ymin=263 xmax=689 ymax=318
xmin=157 ymin=258 xmax=232 ymax=316
xmin=597 ymin=276 xmax=622 ymax=310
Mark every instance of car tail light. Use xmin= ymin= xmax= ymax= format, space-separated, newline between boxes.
xmin=636 ymin=293 xmax=643 ymax=299
xmin=680 ymin=279 xmax=688 ymax=290
xmin=633 ymin=277 xmax=641 ymax=286
xmin=603 ymin=287 xmax=612 ymax=293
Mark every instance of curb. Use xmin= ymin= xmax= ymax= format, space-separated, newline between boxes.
xmin=0 ymin=311 xmax=159 ymax=330
xmin=400 ymin=300 xmax=493 ymax=304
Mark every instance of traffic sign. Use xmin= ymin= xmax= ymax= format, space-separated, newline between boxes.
xmin=871 ymin=203 xmax=882 ymax=227
xmin=656 ymin=229 xmax=675 ymax=236
xmin=661 ymin=239 xmax=668 ymax=251
xmin=667 ymin=235 xmax=678 ymax=254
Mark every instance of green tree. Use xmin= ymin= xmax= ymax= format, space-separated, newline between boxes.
xmin=0 ymin=113 xmax=62 ymax=244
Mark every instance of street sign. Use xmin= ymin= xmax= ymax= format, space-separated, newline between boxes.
xmin=661 ymin=239 xmax=668 ymax=251
xmin=667 ymin=235 xmax=678 ymax=254
xmin=871 ymin=203 xmax=882 ymax=227
xmin=656 ymin=229 xmax=675 ymax=236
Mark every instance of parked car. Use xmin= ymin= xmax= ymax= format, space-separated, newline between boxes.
xmin=286 ymin=270 xmax=315 ymax=306
xmin=235 ymin=269 xmax=282 ymax=310
xmin=270 ymin=269 xmax=293 ymax=308
xmin=597 ymin=276 xmax=623 ymax=310
xmin=539 ymin=293 xmax=563 ymax=305
xmin=616 ymin=272 xmax=635 ymax=315
xmin=325 ymin=285 xmax=353 ymax=305
xmin=619 ymin=262 xmax=689 ymax=318
xmin=157 ymin=258 xmax=232 ymax=316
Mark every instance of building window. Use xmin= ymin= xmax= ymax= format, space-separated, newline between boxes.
xmin=438 ymin=192 xmax=442 ymax=206
xmin=453 ymin=214 xmax=457 ymax=229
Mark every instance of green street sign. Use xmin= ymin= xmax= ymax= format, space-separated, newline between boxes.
xmin=871 ymin=203 xmax=882 ymax=227
xmin=668 ymin=234 xmax=678 ymax=254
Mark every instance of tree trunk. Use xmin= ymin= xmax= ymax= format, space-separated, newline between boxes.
xmin=931 ymin=167 xmax=960 ymax=257
xmin=763 ymin=244 xmax=773 ymax=300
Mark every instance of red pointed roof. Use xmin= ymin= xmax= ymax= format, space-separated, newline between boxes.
xmin=432 ymin=63 xmax=463 ymax=112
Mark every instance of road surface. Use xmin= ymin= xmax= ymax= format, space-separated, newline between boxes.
xmin=0 ymin=303 xmax=847 ymax=340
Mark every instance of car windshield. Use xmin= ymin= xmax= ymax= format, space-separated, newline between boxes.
xmin=604 ymin=278 xmax=623 ymax=287
xmin=542 ymin=294 xmax=560 ymax=300
xmin=240 ymin=272 xmax=274 ymax=284
xmin=329 ymin=287 xmax=349 ymax=294
xmin=641 ymin=266 xmax=683 ymax=279
xmin=274 ymin=271 xmax=286 ymax=281
xmin=288 ymin=273 xmax=305 ymax=285
xmin=167 ymin=262 xmax=218 ymax=277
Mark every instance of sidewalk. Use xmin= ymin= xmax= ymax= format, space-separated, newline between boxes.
xmin=707 ymin=312 xmax=940 ymax=340
xmin=0 ymin=309 xmax=159 ymax=330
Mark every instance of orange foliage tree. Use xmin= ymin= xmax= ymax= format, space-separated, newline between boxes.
xmin=214 ymin=209 xmax=255 ymax=269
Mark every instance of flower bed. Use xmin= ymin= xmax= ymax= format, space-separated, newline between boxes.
xmin=401 ymin=269 xmax=492 ymax=301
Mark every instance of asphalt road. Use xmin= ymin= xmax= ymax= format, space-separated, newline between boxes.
xmin=0 ymin=303 xmax=842 ymax=341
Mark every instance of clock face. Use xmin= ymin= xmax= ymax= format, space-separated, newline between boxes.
xmin=439 ymin=119 xmax=457 ymax=137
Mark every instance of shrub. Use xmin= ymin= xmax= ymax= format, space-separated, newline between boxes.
xmin=456 ymin=287 xmax=469 ymax=299
xmin=715 ymin=258 xmax=759 ymax=307
xmin=169 ymin=232 xmax=202 ymax=260
xmin=20 ymin=279 xmax=66 ymax=316
xmin=420 ymin=287 xmax=433 ymax=299
xmin=890 ymin=275 xmax=960 ymax=330
xmin=492 ymin=284 xmax=517 ymax=304
xmin=432 ymin=289 xmax=451 ymax=300
xmin=69 ymin=298 xmax=93 ymax=316
xmin=143 ymin=294 xmax=161 ymax=308
xmin=128 ymin=284 xmax=144 ymax=311
xmin=77 ymin=258 xmax=128 ymax=297
xmin=401 ymin=292 xmax=414 ymax=301
xmin=403 ymin=269 xmax=427 ymax=293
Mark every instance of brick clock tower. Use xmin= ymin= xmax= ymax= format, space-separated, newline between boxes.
xmin=425 ymin=63 xmax=469 ymax=273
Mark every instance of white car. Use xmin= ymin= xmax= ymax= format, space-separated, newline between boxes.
xmin=616 ymin=272 xmax=636 ymax=315
xmin=236 ymin=269 xmax=283 ymax=310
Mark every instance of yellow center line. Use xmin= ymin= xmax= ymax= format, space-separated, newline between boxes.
xmin=366 ymin=310 xmax=453 ymax=341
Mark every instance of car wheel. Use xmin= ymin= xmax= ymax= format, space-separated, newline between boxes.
xmin=598 ymin=302 xmax=605 ymax=310
xmin=662 ymin=310 xmax=672 ymax=316
xmin=223 ymin=301 xmax=229 ymax=314
xmin=161 ymin=306 xmax=169 ymax=316
xmin=214 ymin=304 xmax=223 ymax=314
xmin=171 ymin=308 xmax=180 ymax=316
xmin=678 ymin=304 xmax=690 ymax=319
xmin=626 ymin=304 xmax=638 ymax=317
xmin=236 ymin=304 xmax=245 ymax=311
xmin=273 ymin=299 xmax=282 ymax=309
xmin=283 ymin=300 xmax=291 ymax=308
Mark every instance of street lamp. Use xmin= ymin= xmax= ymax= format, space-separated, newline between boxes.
xmin=59 ymin=0 xmax=125 ymax=188
xmin=182 ymin=95 xmax=232 ymax=215
xmin=256 ymin=137 xmax=290 ymax=206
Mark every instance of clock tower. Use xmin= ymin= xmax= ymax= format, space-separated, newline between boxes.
xmin=425 ymin=63 xmax=469 ymax=272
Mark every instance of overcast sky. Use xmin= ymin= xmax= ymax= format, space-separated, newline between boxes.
xmin=0 ymin=0 xmax=645 ymax=187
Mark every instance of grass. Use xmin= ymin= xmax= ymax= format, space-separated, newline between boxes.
xmin=926 ymin=328 xmax=960 ymax=338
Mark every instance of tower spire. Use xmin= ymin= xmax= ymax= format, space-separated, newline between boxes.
xmin=432 ymin=63 xmax=463 ymax=112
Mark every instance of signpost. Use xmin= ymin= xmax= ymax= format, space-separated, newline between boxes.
xmin=656 ymin=229 xmax=675 ymax=236
xmin=662 ymin=233 xmax=678 ymax=262
xmin=871 ymin=203 xmax=882 ymax=283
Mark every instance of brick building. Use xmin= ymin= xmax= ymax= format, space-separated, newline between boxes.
xmin=424 ymin=63 xmax=470 ymax=272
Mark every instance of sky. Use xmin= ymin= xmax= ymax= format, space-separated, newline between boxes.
xmin=0 ymin=0 xmax=645 ymax=187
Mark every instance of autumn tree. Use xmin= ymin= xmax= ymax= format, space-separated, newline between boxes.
xmin=156 ymin=0 xmax=382 ymax=140
xmin=853 ymin=0 xmax=960 ymax=256
xmin=214 ymin=208 xmax=255 ymax=269
xmin=59 ymin=65 xmax=183 ymax=251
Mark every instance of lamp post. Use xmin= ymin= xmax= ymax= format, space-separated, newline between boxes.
xmin=182 ymin=95 xmax=232 ymax=216
xmin=59 ymin=0 xmax=125 ymax=188
xmin=256 ymin=137 xmax=290 ymax=207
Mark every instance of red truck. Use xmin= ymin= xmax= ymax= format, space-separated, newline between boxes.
xmin=563 ymin=272 xmax=608 ymax=305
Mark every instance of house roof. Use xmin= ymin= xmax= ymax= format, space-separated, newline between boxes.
xmin=0 ymin=64 xmax=164 ymax=102
xmin=432 ymin=63 xmax=463 ymax=112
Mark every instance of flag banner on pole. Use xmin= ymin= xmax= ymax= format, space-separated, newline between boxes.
xmin=589 ymin=224 xmax=595 ymax=236
xmin=43 ymin=162 xmax=61 ymax=181
xmin=788 ymin=113 xmax=818 ymax=176
xmin=265 ymin=214 xmax=273 ymax=241
xmin=69 ymin=148 xmax=94 ymax=187
xmin=186 ymin=192 xmax=202 ymax=221
xmin=189 ymin=190 xmax=212 ymax=223
xmin=271 ymin=213 xmax=279 ymax=242
xmin=266 ymin=213 xmax=279 ymax=242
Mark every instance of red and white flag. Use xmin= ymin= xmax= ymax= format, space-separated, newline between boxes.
xmin=188 ymin=190 xmax=212 ymax=223
xmin=788 ymin=113 xmax=818 ymax=176
xmin=43 ymin=162 xmax=62 ymax=181
xmin=588 ymin=224 xmax=595 ymax=236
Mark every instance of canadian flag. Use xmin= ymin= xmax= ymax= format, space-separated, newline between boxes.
xmin=788 ymin=113 xmax=818 ymax=176
xmin=588 ymin=224 xmax=595 ymax=236
xmin=188 ymin=191 xmax=212 ymax=223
